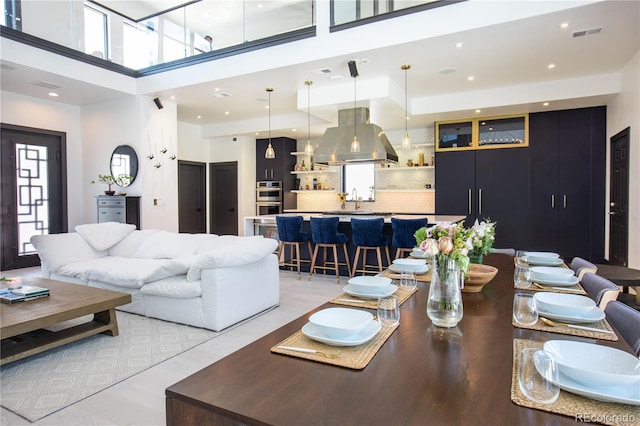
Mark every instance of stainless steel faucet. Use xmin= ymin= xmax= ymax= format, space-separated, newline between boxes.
xmin=352 ymin=188 xmax=361 ymax=210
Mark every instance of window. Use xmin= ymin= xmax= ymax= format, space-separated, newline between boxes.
xmin=343 ymin=163 xmax=375 ymax=201
xmin=84 ymin=3 xmax=108 ymax=59
xmin=123 ymin=21 xmax=157 ymax=69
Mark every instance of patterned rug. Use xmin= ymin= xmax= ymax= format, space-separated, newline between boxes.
xmin=0 ymin=311 xmax=221 ymax=422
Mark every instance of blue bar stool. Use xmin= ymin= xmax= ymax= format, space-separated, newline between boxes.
xmin=308 ymin=216 xmax=351 ymax=283
xmin=391 ymin=217 xmax=427 ymax=259
xmin=351 ymin=217 xmax=391 ymax=277
xmin=276 ymin=216 xmax=312 ymax=279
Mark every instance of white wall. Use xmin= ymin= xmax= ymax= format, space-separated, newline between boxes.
xmin=607 ymin=50 xmax=640 ymax=268
xmin=0 ymin=91 xmax=85 ymax=229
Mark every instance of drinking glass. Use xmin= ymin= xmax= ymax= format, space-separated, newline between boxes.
xmin=515 ymin=250 xmax=529 ymax=267
xmin=514 ymin=265 xmax=532 ymax=289
xmin=513 ymin=292 xmax=538 ymax=326
xmin=377 ymin=295 xmax=400 ymax=327
xmin=400 ymin=271 xmax=417 ymax=290
xmin=518 ymin=348 xmax=560 ymax=404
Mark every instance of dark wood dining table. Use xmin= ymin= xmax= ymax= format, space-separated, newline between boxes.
xmin=165 ymin=254 xmax=634 ymax=425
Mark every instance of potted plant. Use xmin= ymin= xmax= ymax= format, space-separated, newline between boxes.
xmin=92 ymin=174 xmax=132 ymax=196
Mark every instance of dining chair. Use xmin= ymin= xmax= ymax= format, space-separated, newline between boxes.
xmin=350 ymin=217 xmax=391 ymax=277
xmin=570 ymin=257 xmax=598 ymax=280
xmin=580 ymin=272 xmax=619 ymax=309
xmin=391 ymin=217 xmax=427 ymax=260
xmin=308 ymin=216 xmax=351 ymax=283
xmin=604 ymin=301 xmax=640 ymax=357
xmin=276 ymin=215 xmax=312 ymax=280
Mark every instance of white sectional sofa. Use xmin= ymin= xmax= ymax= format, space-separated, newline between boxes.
xmin=30 ymin=222 xmax=279 ymax=331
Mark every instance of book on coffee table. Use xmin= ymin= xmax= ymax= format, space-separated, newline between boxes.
xmin=10 ymin=285 xmax=49 ymax=297
xmin=0 ymin=286 xmax=50 ymax=304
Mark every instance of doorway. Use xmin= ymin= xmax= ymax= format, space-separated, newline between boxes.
xmin=178 ymin=161 xmax=206 ymax=233
xmin=1 ymin=124 xmax=68 ymax=270
xmin=609 ymin=127 xmax=630 ymax=266
xmin=210 ymin=162 xmax=238 ymax=235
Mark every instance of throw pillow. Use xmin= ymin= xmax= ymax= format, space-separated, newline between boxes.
xmin=75 ymin=222 xmax=136 ymax=251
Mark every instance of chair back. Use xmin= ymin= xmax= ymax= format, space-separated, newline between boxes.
xmin=570 ymin=257 xmax=598 ymax=280
xmin=580 ymin=272 xmax=619 ymax=309
xmin=604 ymin=301 xmax=640 ymax=357
xmin=351 ymin=218 xmax=388 ymax=247
xmin=391 ymin=218 xmax=427 ymax=250
xmin=276 ymin=216 xmax=308 ymax=242
xmin=310 ymin=216 xmax=348 ymax=244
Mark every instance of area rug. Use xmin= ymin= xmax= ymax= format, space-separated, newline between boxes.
xmin=0 ymin=311 xmax=222 ymax=422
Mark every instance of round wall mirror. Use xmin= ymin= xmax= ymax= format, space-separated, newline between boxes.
xmin=110 ymin=145 xmax=138 ymax=187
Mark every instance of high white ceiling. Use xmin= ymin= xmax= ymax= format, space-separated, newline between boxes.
xmin=1 ymin=0 xmax=638 ymax=141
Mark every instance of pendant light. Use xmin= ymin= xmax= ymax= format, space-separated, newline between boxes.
xmin=264 ymin=87 xmax=275 ymax=159
xmin=304 ymin=80 xmax=314 ymax=156
xmin=350 ymin=66 xmax=360 ymax=153
xmin=401 ymin=64 xmax=412 ymax=150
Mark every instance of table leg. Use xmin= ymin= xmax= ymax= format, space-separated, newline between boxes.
xmin=94 ymin=308 xmax=119 ymax=336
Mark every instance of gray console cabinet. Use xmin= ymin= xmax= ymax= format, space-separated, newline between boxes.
xmin=96 ymin=195 xmax=140 ymax=229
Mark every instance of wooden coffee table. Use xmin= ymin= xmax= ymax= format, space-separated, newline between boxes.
xmin=0 ymin=277 xmax=131 ymax=365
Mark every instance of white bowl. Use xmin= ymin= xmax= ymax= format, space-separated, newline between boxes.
xmin=527 ymin=251 xmax=560 ymax=259
xmin=347 ymin=276 xmax=392 ymax=294
xmin=534 ymin=292 xmax=596 ymax=316
xmin=308 ymin=308 xmax=373 ymax=339
xmin=531 ymin=266 xmax=574 ymax=281
xmin=543 ymin=340 xmax=640 ymax=389
xmin=392 ymin=258 xmax=427 ymax=272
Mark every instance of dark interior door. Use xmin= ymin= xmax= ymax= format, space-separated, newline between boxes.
xmin=609 ymin=127 xmax=630 ymax=266
xmin=178 ymin=161 xmax=206 ymax=233
xmin=210 ymin=162 xmax=238 ymax=235
xmin=435 ymin=150 xmax=475 ymax=226
xmin=1 ymin=124 xmax=67 ymax=270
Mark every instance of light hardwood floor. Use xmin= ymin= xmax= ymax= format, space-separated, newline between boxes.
xmin=0 ymin=267 xmax=345 ymax=425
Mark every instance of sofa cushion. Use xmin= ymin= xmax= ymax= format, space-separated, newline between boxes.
xmin=140 ymin=275 xmax=201 ymax=298
xmin=108 ymin=229 xmax=159 ymax=257
xmin=31 ymin=233 xmax=106 ymax=272
xmin=187 ymin=236 xmax=278 ymax=281
xmin=75 ymin=222 xmax=136 ymax=251
xmin=133 ymin=231 xmax=216 ymax=259
xmin=57 ymin=256 xmax=192 ymax=288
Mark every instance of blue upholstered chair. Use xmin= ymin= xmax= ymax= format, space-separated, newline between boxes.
xmin=351 ymin=218 xmax=391 ymax=277
xmin=570 ymin=257 xmax=598 ymax=280
xmin=308 ymin=216 xmax=351 ymax=283
xmin=391 ymin=217 xmax=427 ymax=259
xmin=604 ymin=301 xmax=640 ymax=357
xmin=276 ymin=216 xmax=312 ymax=279
xmin=580 ymin=272 xmax=619 ymax=309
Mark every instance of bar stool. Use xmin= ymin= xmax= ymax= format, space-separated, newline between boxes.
xmin=391 ymin=217 xmax=427 ymax=259
xmin=308 ymin=216 xmax=351 ymax=283
xmin=351 ymin=217 xmax=391 ymax=277
xmin=276 ymin=215 xmax=312 ymax=279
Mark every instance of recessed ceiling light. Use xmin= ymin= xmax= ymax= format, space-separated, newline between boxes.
xmin=225 ymin=111 xmax=230 ymax=115
xmin=48 ymin=92 xmax=58 ymax=97
xmin=475 ymin=110 xmax=481 ymax=113
xmin=543 ymin=102 xmax=550 ymax=106
xmin=560 ymin=22 xmax=569 ymax=29
xmin=214 ymin=87 xmax=220 ymax=91
xmin=467 ymin=76 xmax=475 ymax=81
xmin=292 ymin=129 xmax=297 ymax=132
xmin=170 ymin=95 xmax=175 ymax=100
xmin=456 ymin=42 xmax=463 ymax=48
xmin=548 ymin=64 xmax=556 ymax=69
xmin=197 ymin=115 xmax=202 ymax=119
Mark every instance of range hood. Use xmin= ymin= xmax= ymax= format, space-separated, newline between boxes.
xmin=313 ymin=107 xmax=398 ymax=165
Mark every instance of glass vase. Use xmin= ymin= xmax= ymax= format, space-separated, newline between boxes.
xmin=468 ymin=253 xmax=483 ymax=264
xmin=427 ymin=257 xmax=463 ymax=328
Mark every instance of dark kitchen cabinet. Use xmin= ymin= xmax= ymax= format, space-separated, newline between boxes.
xmin=435 ymin=148 xmax=530 ymax=251
xmin=256 ymin=137 xmax=297 ymax=209
xmin=529 ymin=107 xmax=606 ymax=262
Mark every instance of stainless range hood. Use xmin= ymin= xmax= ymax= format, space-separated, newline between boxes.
xmin=313 ymin=107 xmax=398 ymax=165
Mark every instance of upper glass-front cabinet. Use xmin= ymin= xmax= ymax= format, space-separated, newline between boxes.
xmin=436 ymin=114 xmax=529 ymax=151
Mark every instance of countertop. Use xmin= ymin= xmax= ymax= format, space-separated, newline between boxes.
xmin=245 ymin=213 xmax=466 ymax=224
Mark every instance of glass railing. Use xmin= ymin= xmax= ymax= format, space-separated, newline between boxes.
xmin=1 ymin=0 xmax=315 ymax=71
xmin=331 ymin=0 xmax=457 ymax=27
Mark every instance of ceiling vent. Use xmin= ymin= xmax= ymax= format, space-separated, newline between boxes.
xmin=31 ymin=80 xmax=62 ymax=89
xmin=311 ymin=68 xmax=334 ymax=75
xmin=572 ymin=27 xmax=604 ymax=38
xmin=214 ymin=92 xmax=232 ymax=97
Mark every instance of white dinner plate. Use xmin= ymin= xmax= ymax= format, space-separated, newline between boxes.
xmin=526 ymin=251 xmax=560 ymax=259
xmin=389 ymin=264 xmax=429 ymax=274
xmin=301 ymin=319 xmax=382 ymax=346
xmin=411 ymin=249 xmax=426 ymax=258
xmin=532 ymin=275 xmax=580 ymax=287
xmin=343 ymin=284 xmax=398 ymax=300
xmin=536 ymin=306 xmax=605 ymax=324
xmin=528 ymin=257 xmax=564 ymax=266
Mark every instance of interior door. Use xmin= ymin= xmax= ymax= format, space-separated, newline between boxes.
xmin=178 ymin=161 xmax=206 ymax=233
xmin=609 ymin=127 xmax=630 ymax=266
xmin=1 ymin=124 xmax=67 ymax=270
xmin=210 ymin=161 xmax=238 ymax=235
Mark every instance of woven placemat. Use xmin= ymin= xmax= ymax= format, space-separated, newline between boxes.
xmin=271 ymin=322 xmax=398 ymax=369
xmin=511 ymin=339 xmax=640 ymax=425
xmin=514 ymin=282 xmax=587 ymax=295
xmin=512 ymin=317 xmax=618 ymax=342
xmin=380 ymin=268 xmax=432 ymax=282
xmin=330 ymin=286 xmax=418 ymax=309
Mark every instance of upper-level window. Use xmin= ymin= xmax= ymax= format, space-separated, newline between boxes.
xmin=84 ymin=3 xmax=108 ymax=59
xmin=123 ymin=20 xmax=157 ymax=69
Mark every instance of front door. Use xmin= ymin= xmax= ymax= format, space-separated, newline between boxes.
xmin=210 ymin=162 xmax=238 ymax=235
xmin=609 ymin=127 xmax=630 ymax=266
xmin=178 ymin=161 xmax=206 ymax=233
xmin=1 ymin=124 xmax=67 ymax=270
